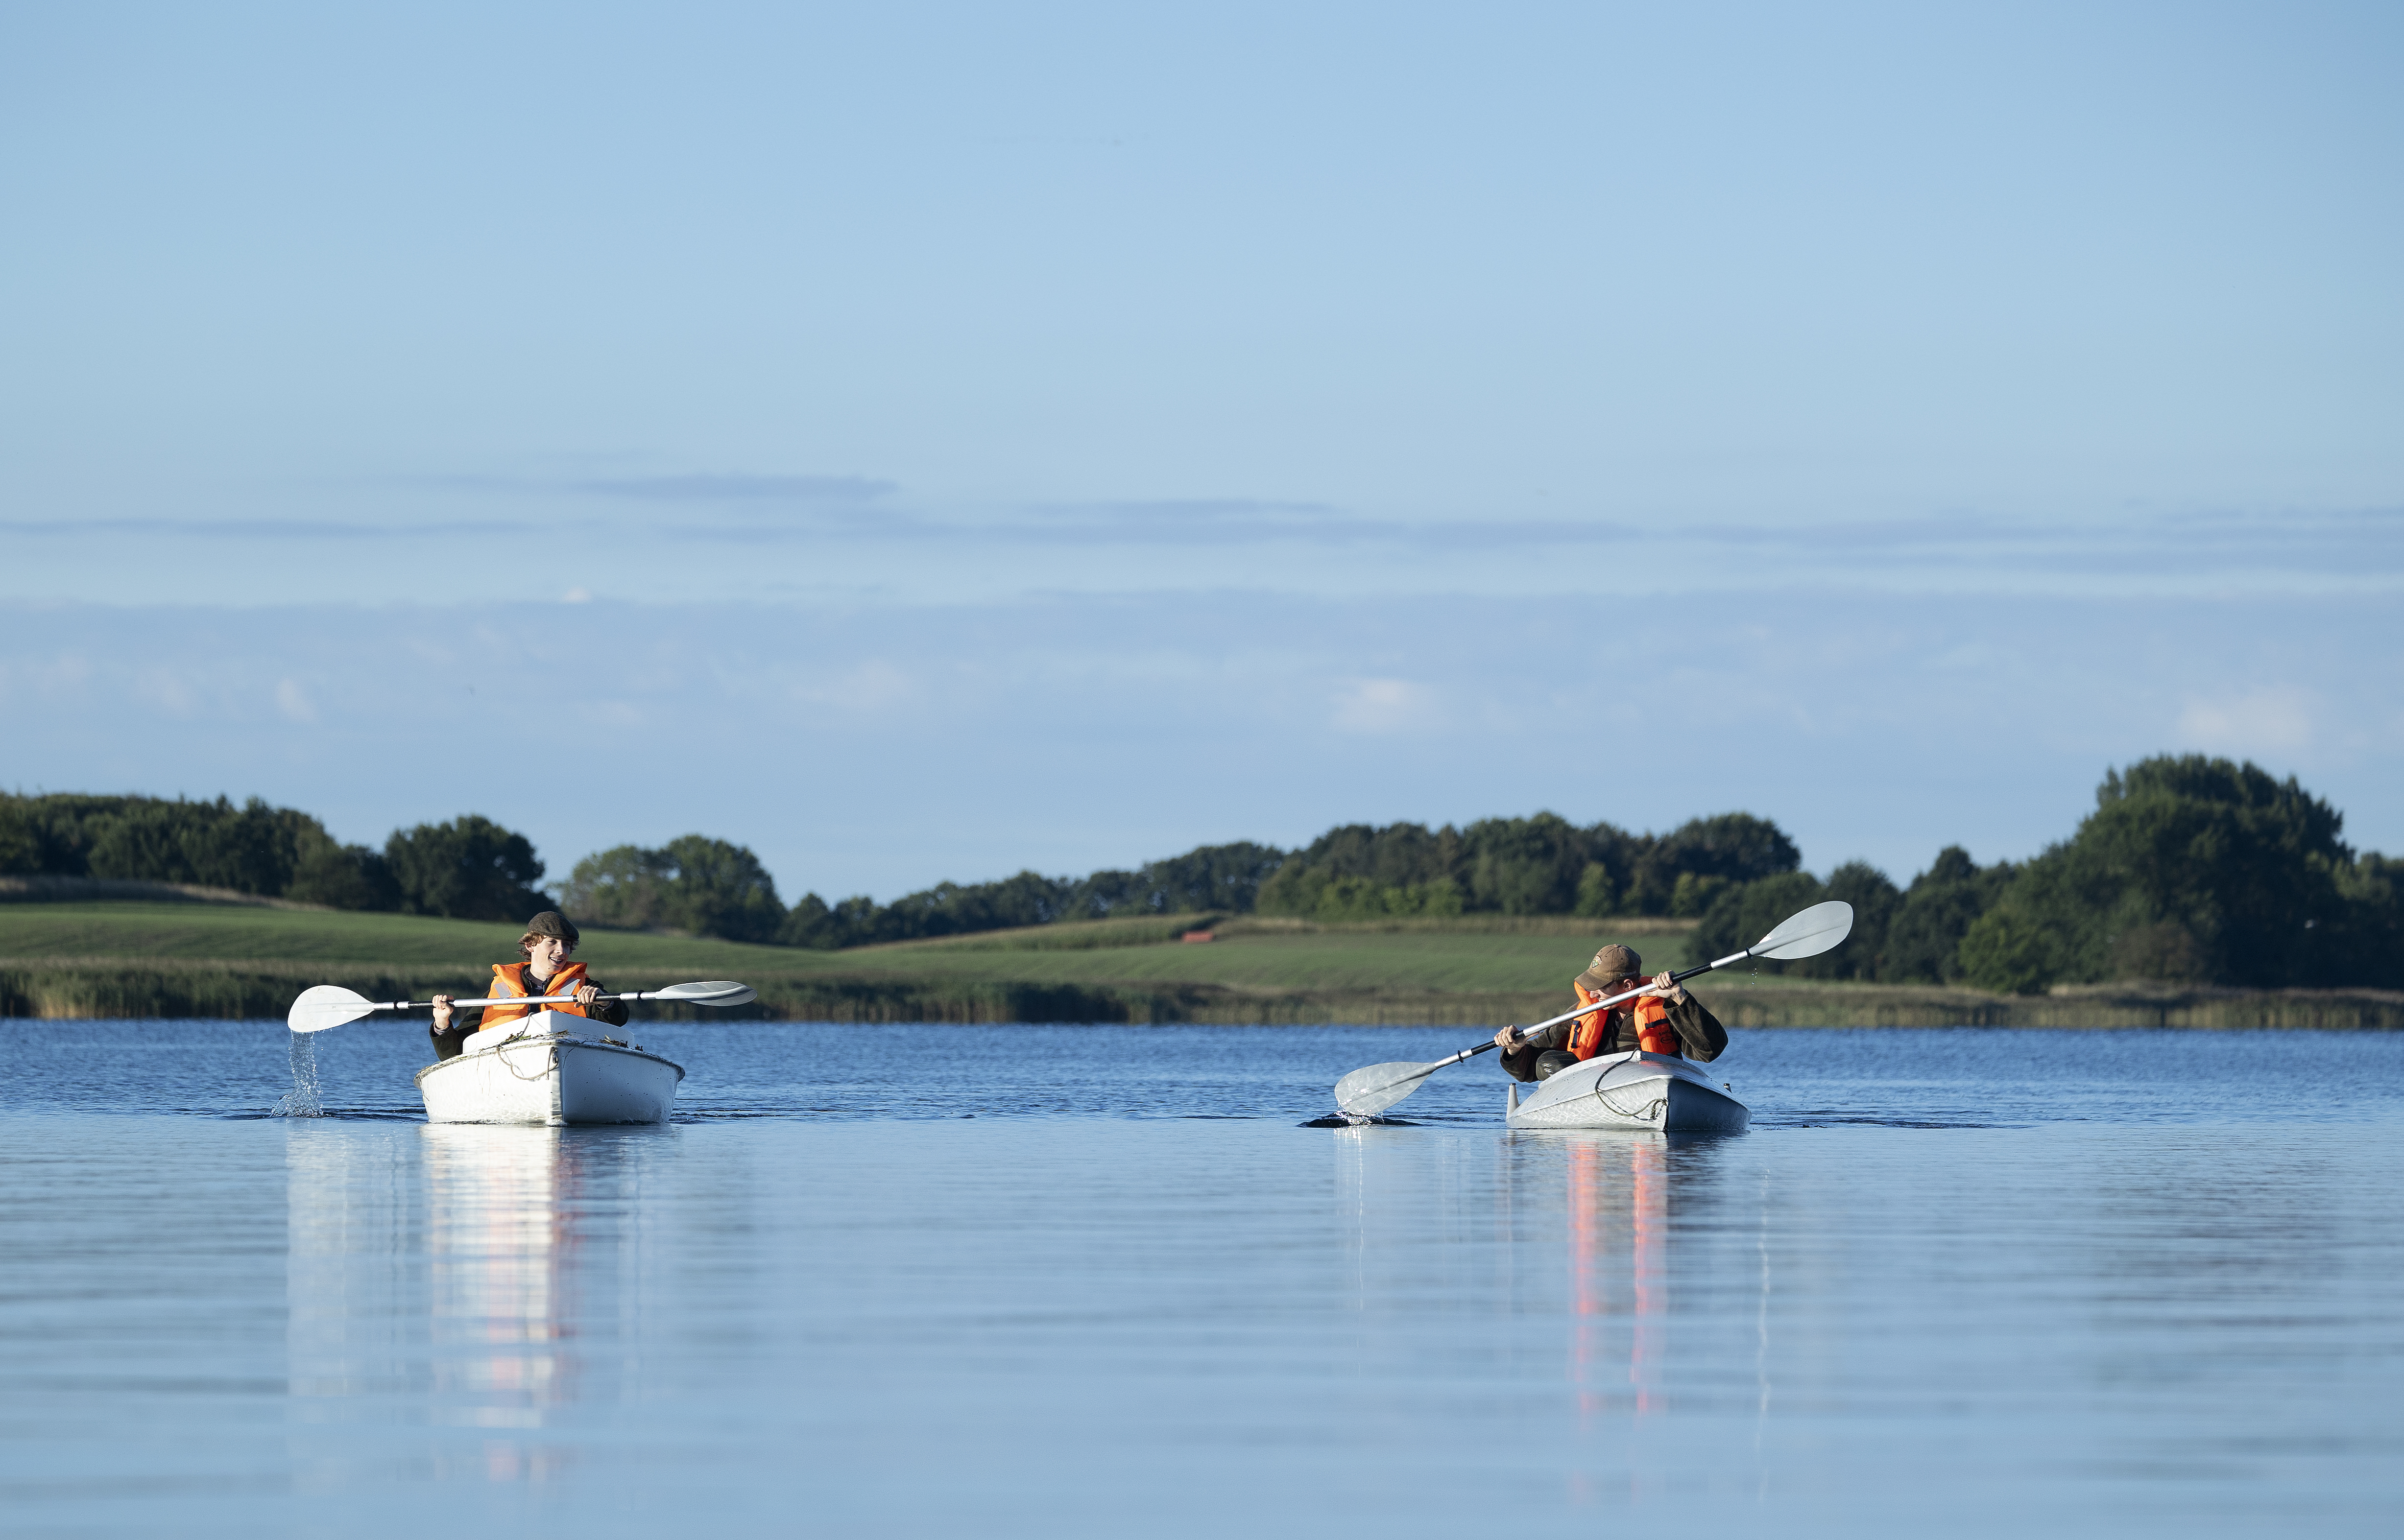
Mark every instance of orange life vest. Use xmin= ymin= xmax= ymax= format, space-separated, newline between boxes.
xmin=1567 ymin=980 xmax=1681 ymax=1059
xmin=481 ymin=961 xmax=594 ymax=1031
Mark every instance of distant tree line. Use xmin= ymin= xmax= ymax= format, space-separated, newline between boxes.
xmin=9 ymin=754 xmax=2397 ymax=990
xmin=771 ymin=841 xmax=1288 ymax=948
xmin=1250 ymin=812 xmax=1802 ymax=921
xmin=0 ymin=794 xmax=547 ymax=922
xmin=1689 ymin=756 xmax=2404 ymax=992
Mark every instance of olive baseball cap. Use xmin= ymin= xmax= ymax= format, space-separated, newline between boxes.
xmin=1576 ymin=943 xmax=1641 ymax=993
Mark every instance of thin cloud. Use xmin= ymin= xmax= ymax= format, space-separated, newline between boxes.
xmin=1331 ymin=677 xmax=1442 ymax=734
xmin=570 ymin=474 xmax=896 ymax=503
xmin=2177 ymin=687 xmax=2318 ymax=758
xmin=9 ymin=502 xmax=2396 ymax=596
xmin=0 ymin=518 xmax=541 ymax=539
xmin=1025 ymin=498 xmax=1344 ymax=520
xmin=392 ymin=471 xmax=897 ymax=504
xmin=274 ymin=679 xmax=317 ymax=722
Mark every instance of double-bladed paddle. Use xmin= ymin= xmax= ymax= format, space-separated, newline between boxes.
xmin=1329 ymin=900 xmax=1854 ymax=1119
xmin=286 ymin=979 xmax=758 ymax=1034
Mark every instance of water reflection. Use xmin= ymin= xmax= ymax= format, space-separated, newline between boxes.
xmin=1329 ymin=1125 xmax=1758 ymax=1434
xmin=423 ymin=1126 xmax=577 ymax=1471
xmin=1511 ymin=1131 xmax=1760 ymax=1506
xmin=284 ymin=1124 xmax=675 ymax=1486
xmin=1561 ymin=1134 xmax=1668 ymax=1421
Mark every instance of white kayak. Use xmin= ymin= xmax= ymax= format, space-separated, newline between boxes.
xmin=1506 ymin=1050 xmax=1750 ymax=1133
xmin=414 ymin=1010 xmax=685 ymax=1126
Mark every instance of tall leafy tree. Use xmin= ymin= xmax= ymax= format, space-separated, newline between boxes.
xmin=1072 ymin=841 xmax=1287 ymax=916
xmin=1881 ymin=847 xmax=2015 ymax=983
xmin=660 ymin=834 xmax=785 ymax=943
xmin=64 ymin=795 xmax=325 ymax=896
xmin=1960 ymin=756 xmax=2366 ymax=992
xmin=0 ymin=801 xmax=35 ymax=875
xmin=561 ymin=845 xmax=677 ymax=930
xmin=1624 ymin=814 xmax=1802 ymax=915
xmin=385 ymin=816 xmax=547 ymax=922
xmin=1459 ymin=813 xmax=1588 ymax=915
xmin=285 ymin=836 xmax=400 ymax=910
xmin=560 ymin=836 xmax=783 ymax=942
xmin=1694 ymin=872 xmax=1827 ymax=968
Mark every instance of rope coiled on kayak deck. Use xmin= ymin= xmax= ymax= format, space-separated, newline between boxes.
xmin=1595 ymin=1081 xmax=1666 ymax=1122
xmin=501 ymin=1037 xmax=561 ymax=1082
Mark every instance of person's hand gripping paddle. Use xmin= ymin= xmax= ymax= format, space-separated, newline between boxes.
xmin=1328 ymin=901 xmax=1853 ymax=1120
xmin=286 ymin=979 xmax=758 ymax=1033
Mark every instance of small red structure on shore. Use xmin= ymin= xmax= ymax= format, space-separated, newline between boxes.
xmin=1180 ymin=930 xmax=1214 ymax=944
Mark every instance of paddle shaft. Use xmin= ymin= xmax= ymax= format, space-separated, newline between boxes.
xmin=365 ymin=990 xmax=681 ymax=1013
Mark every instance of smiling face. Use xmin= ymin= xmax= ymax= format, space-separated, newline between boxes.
xmin=524 ymin=933 xmax=572 ymax=979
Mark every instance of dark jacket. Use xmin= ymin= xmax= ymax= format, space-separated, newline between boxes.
xmin=1500 ymin=992 xmax=1727 ymax=1082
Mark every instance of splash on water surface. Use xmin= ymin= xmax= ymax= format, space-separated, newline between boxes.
xmin=272 ymin=1031 xmax=324 ymax=1116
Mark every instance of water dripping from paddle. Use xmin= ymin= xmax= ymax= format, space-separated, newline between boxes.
xmin=273 ymin=1031 xmax=325 ymax=1116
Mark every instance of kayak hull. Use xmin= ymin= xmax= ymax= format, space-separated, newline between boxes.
xmin=415 ymin=1012 xmax=684 ymax=1126
xmin=1505 ymin=1050 xmax=1749 ymax=1134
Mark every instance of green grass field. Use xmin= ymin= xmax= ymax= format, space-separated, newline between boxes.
xmin=0 ymin=902 xmax=1693 ymax=996
xmin=3 ymin=900 xmax=2394 ymax=1027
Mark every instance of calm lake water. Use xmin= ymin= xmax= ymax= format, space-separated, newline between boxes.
xmin=4 ymin=1022 xmax=2401 ymax=1537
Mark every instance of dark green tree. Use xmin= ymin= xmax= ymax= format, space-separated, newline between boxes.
xmin=75 ymin=795 xmax=326 ymax=896
xmin=1800 ymin=862 xmax=1900 ymax=980
xmin=385 ymin=816 xmax=547 ymax=922
xmin=872 ymin=871 xmax=1076 ymax=941
xmin=1694 ymin=871 xmax=1826 ymax=967
xmin=660 ymin=834 xmax=785 ymax=943
xmin=1624 ymin=813 xmax=1802 ymax=915
xmin=1881 ymin=847 xmax=2015 ymax=983
xmin=1961 ymin=755 xmax=2368 ymax=992
xmin=1072 ymin=841 xmax=1287 ymax=916
xmin=1459 ymin=813 xmax=1588 ymax=915
xmin=780 ymin=892 xmax=880 ymax=949
xmin=2328 ymin=854 xmax=2404 ymax=989
xmin=1956 ymin=907 xmax=2067 ymax=995
xmin=559 ymin=836 xmax=784 ymax=942
xmin=560 ymin=845 xmax=675 ymax=930
xmin=285 ymin=837 xmax=401 ymax=910
xmin=0 ymin=801 xmax=34 ymax=875
xmin=5 ymin=793 xmax=150 ymax=876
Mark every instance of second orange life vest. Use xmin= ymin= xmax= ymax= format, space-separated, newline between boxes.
xmin=481 ymin=961 xmax=594 ymax=1032
xmin=1567 ymin=980 xmax=1680 ymax=1059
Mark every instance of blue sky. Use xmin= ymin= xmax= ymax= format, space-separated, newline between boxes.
xmin=4 ymin=1 xmax=2399 ymax=900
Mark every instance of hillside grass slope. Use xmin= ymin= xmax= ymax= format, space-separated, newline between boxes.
xmin=2 ymin=901 xmax=2395 ymax=1027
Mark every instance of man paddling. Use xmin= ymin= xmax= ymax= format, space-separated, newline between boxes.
xmin=428 ymin=910 xmax=629 ymax=1060
xmin=1494 ymin=943 xmax=1727 ymax=1082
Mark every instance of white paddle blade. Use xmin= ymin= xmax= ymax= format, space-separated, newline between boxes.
xmin=288 ymin=984 xmax=377 ymax=1034
xmin=1333 ymin=1061 xmax=1439 ymax=1118
xmin=1751 ymin=900 xmax=1854 ymax=961
xmin=650 ymin=980 xmax=757 ymax=1007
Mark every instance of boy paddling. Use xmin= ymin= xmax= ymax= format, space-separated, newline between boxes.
xmin=429 ymin=910 xmax=630 ymax=1060
xmin=1493 ymin=943 xmax=1728 ymax=1082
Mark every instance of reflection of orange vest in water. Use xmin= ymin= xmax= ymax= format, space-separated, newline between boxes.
xmin=1567 ymin=980 xmax=1680 ymax=1058
xmin=481 ymin=961 xmax=594 ymax=1031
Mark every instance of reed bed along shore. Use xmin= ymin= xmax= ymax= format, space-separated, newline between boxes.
xmin=3 ymin=959 xmax=2398 ymax=1028
xmin=5 ymin=900 xmax=2399 ymax=1027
